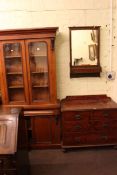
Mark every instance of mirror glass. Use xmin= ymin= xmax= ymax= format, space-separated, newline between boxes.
xmin=69 ymin=26 xmax=101 ymax=77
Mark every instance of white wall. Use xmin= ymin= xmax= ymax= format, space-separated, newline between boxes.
xmin=0 ymin=0 xmax=117 ymax=101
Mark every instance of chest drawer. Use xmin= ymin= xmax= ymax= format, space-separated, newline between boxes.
xmin=62 ymin=111 xmax=90 ymax=122
xmin=86 ymin=132 xmax=117 ymax=145
xmin=93 ymin=110 xmax=117 ymax=121
xmin=63 ymin=132 xmax=117 ymax=146
xmin=92 ymin=119 xmax=117 ymax=131
xmin=63 ymin=120 xmax=90 ymax=133
xmin=63 ymin=132 xmax=86 ymax=146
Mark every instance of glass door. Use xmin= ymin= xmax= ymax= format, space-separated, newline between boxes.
xmin=2 ymin=41 xmax=29 ymax=104
xmin=26 ymin=40 xmax=50 ymax=103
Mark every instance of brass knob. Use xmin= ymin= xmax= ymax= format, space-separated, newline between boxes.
xmin=103 ymin=123 xmax=108 ymax=128
xmin=101 ymin=135 xmax=108 ymax=140
xmin=75 ymin=137 xmax=81 ymax=143
xmin=103 ymin=113 xmax=109 ymax=117
xmin=75 ymin=114 xmax=81 ymax=120
xmin=75 ymin=125 xmax=81 ymax=129
xmin=0 ymin=159 xmax=3 ymax=165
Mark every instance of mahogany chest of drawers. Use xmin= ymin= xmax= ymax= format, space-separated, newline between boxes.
xmin=61 ymin=95 xmax=117 ymax=149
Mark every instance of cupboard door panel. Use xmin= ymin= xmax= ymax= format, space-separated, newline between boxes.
xmin=0 ymin=41 xmax=29 ymax=105
xmin=31 ymin=116 xmax=52 ymax=144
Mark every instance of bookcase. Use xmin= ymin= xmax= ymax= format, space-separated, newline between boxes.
xmin=0 ymin=28 xmax=60 ymax=148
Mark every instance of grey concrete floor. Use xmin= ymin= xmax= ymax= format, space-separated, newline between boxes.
xmin=29 ymin=148 xmax=117 ymax=175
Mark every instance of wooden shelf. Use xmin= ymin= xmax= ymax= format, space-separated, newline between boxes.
xmin=31 ymin=71 xmax=48 ymax=74
xmin=5 ymin=55 xmax=21 ymax=59
xmin=8 ymin=85 xmax=24 ymax=89
xmin=30 ymin=55 xmax=47 ymax=58
xmin=7 ymin=72 xmax=23 ymax=75
xmin=32 ymin=85 xmax=48 ymax=88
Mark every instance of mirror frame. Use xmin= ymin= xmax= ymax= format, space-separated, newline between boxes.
xmin=69 ymin=26 xmax=101 ymax=78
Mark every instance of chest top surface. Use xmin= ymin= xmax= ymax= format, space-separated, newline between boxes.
xmin=61 ymin=95 xmax=117 ymax=112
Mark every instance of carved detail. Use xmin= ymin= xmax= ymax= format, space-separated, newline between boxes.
xmin=51 ymin=38 xmax=55 ymax=50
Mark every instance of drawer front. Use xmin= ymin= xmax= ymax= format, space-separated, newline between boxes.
xmin=0 ymin=170 xmax=16 ymax=175
xmin=93 ymin=110 xmax=117 ymax=120
xmin=63 ymin=133 xmax=87 ymax=146
xmin=62 ymin=111 xmax=90 ymax=122
xmin=0 ymin=157 xmax=16 ymax=169
xmin=87 ymin=132 xmax=117 ymax=145
xmin=63 ymin=132 xmax=117 ymax=146
xmin=63 ymin=120 xmax=90 ymax=133
xmin=92 ymin=120 xmax=117 ymax=131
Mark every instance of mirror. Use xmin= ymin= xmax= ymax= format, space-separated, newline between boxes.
xmin=69 ymin=26 xmax=101 ymax=77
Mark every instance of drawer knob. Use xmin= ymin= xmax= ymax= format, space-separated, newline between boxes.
xmin=75 ymin=125 xmax=81 ymax=129
xmin=103 ymin=113 xmax=109 ymax=117
xmin=75 ymin=115 xmax=81 ymax=120
xmin=103 ymin=124 xmax=108 ymax=128
xmin=0 ymin=159 xmax=3 ymax=165
xmin=101 ymin=135 xmax=108 ymax=140
xmin=75 ymin=137 xmax=81 ymax=143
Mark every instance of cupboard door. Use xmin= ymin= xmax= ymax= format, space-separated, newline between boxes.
xmin=31 ymin=116 xmax=52 ymax=145
xmin=26 ymin=40 xmax=50 ymax=103
xmin=26 ymin=39 xmax=57 ymax=104
xmin=30 ymin=115 xmax=61 ymax=148
xmin=0 ymin=41 xmax=29 ymax=105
